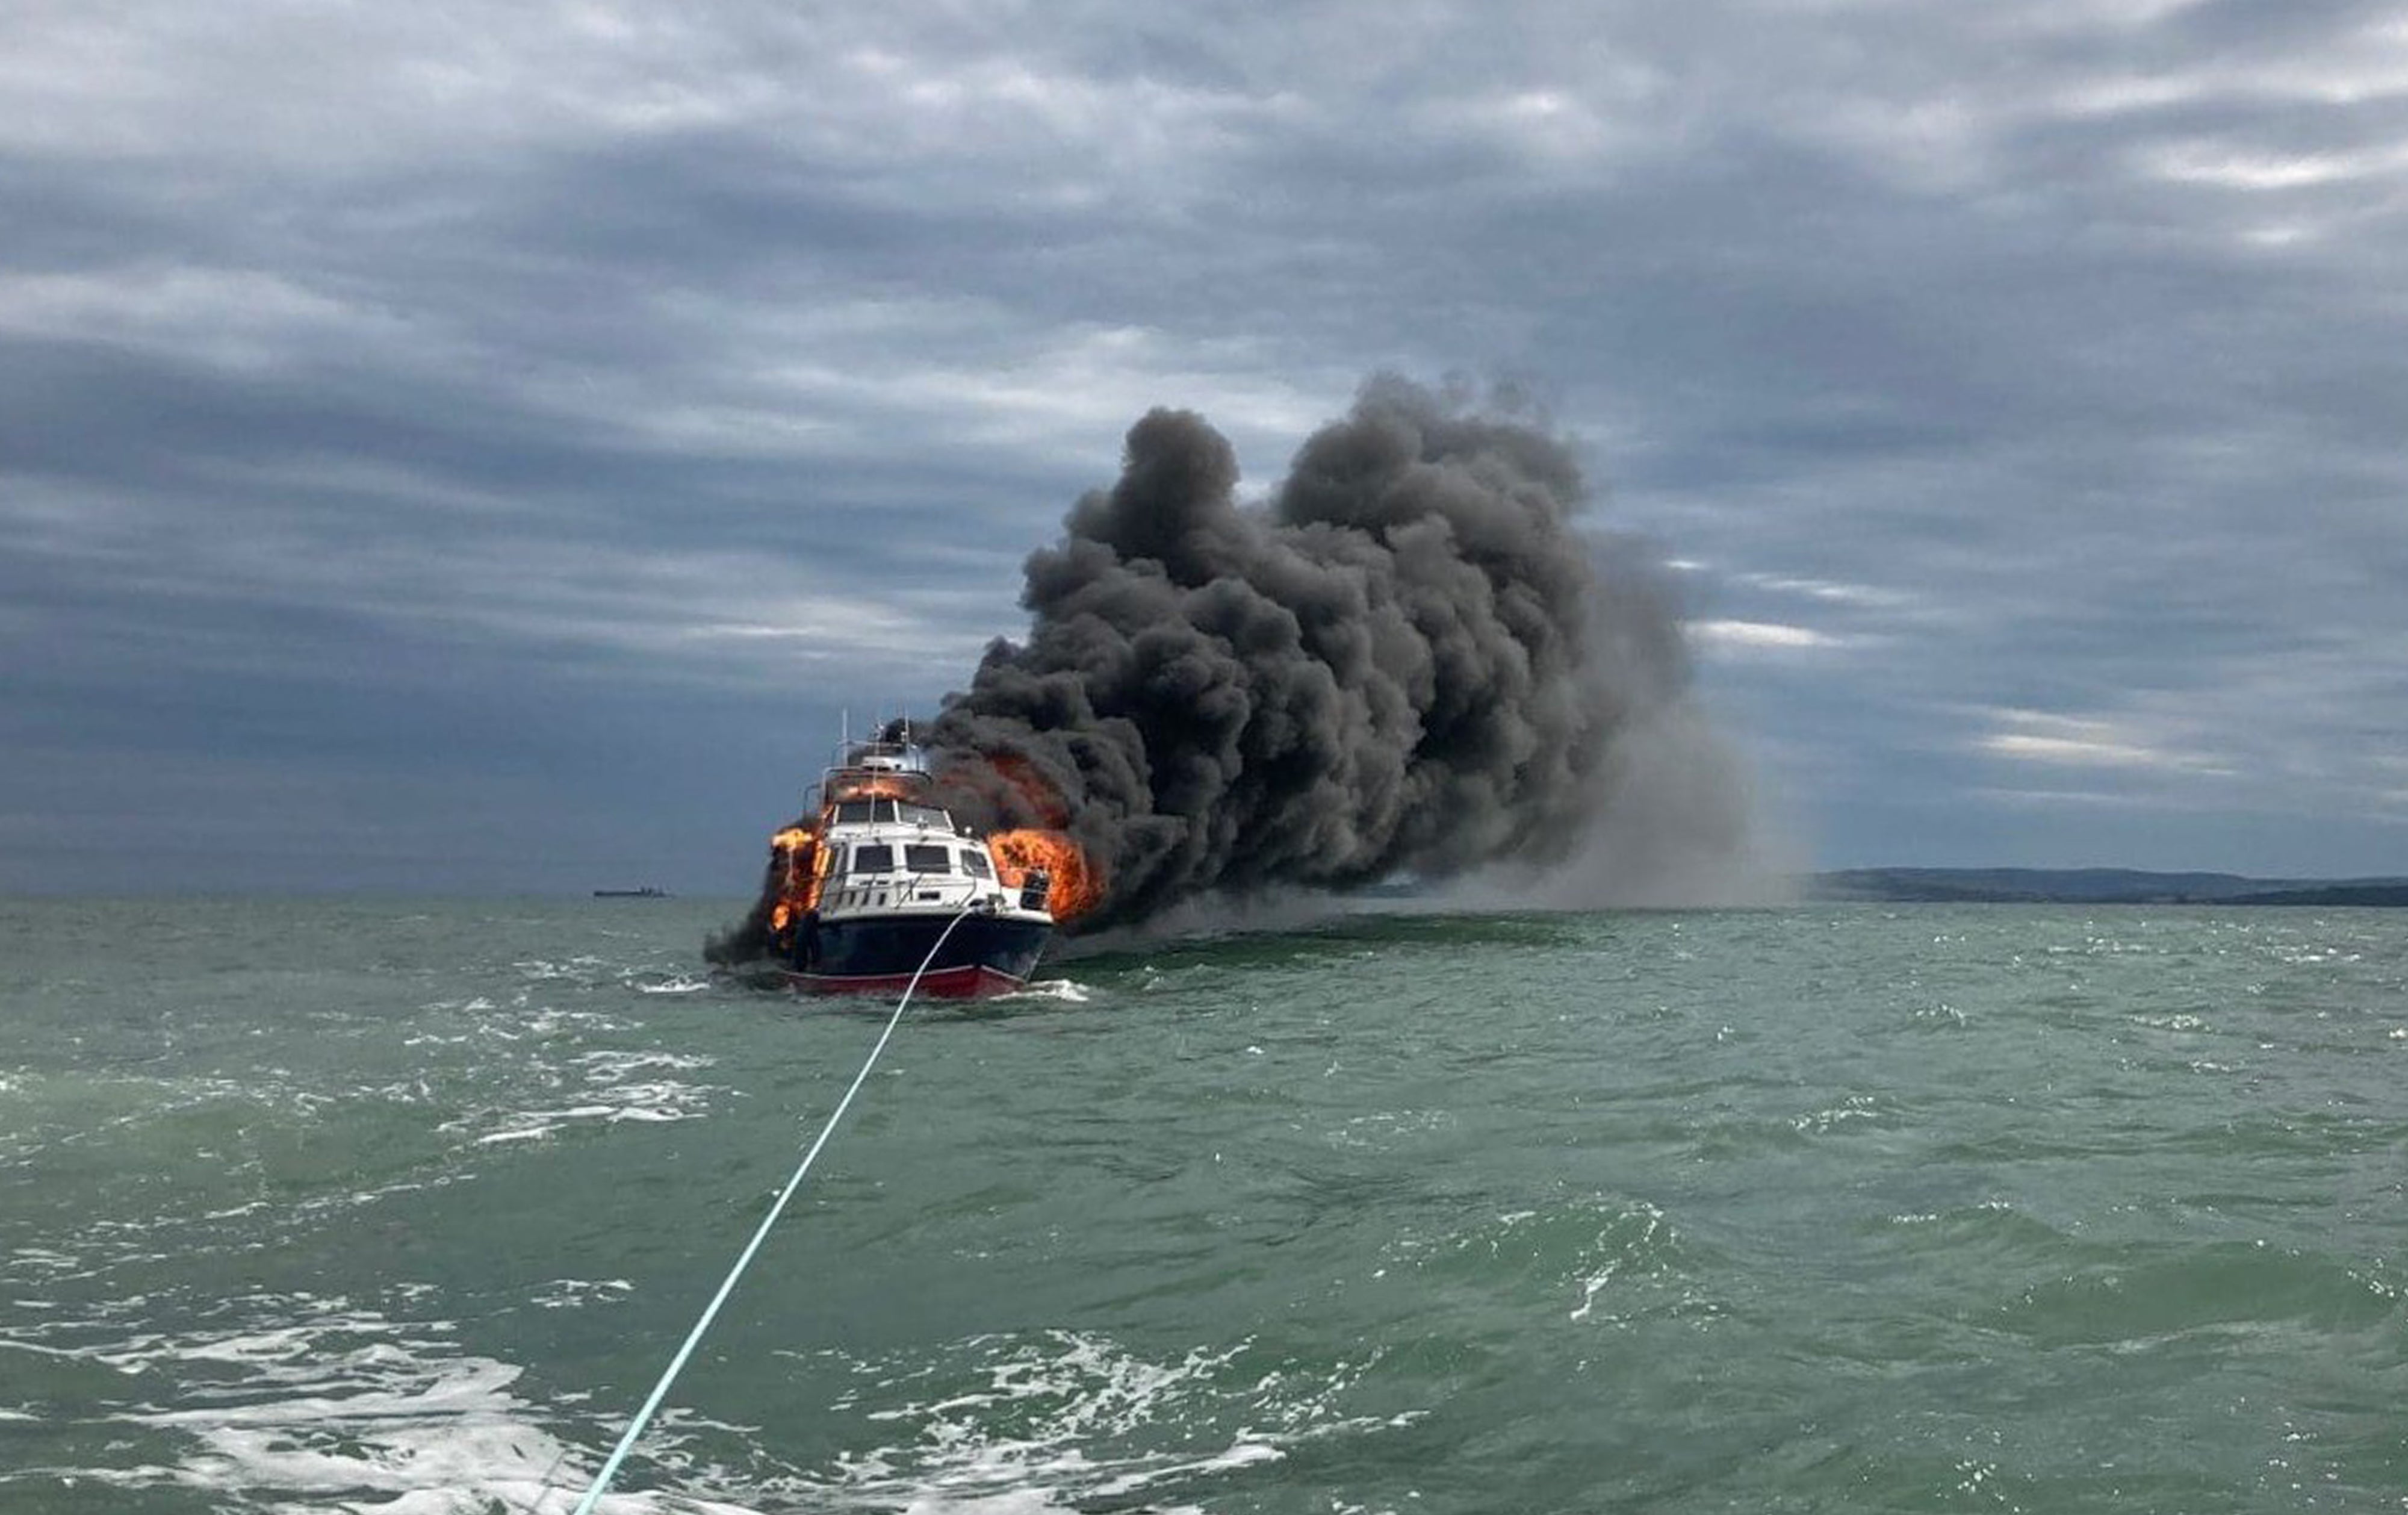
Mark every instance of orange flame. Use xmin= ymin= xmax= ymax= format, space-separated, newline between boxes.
xmin=988 ymin=829 xmax=1102 ymax=921
xmin=767 ymin=824 xmax=823 ymax=935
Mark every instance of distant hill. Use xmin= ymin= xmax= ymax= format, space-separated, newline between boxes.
xmin=2223 ymin=883 xmax=2408 ymax=907
xmin=1810 ymin=868 xmax=2408 ymax=906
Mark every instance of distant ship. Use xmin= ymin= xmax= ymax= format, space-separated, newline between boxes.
xmin=593 ymin=886 xmax=670 ymax=898
xmin=742 ymin=738 xmax=1057 ymax=997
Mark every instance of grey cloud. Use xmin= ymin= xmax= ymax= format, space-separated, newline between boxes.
xmin=5 ymin=0 xmax=2407 ymax=891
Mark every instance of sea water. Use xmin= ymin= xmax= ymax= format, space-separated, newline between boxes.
xmin=2 ymin=898 xmax=2404 ymax=1513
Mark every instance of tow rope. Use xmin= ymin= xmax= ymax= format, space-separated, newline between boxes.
xmin=548 ymin=906 xmax=978 ymax=1513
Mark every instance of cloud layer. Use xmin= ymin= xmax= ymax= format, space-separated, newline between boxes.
xmin=6 ymin=0 xmax=2406 ymax=889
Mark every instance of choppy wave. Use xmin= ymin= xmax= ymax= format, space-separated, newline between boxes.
xmin=5 ymin=1311 xmax=1405 ymax=1513
xmin=780 ymin=1329 xmax=1402 ymax=1512
xmin=446 ymin=1046 xmax=722 ymax=1146
xmin=8 ymin=898 xmax=2408 ymax=1513
xmin=5 ymin=1297 xmax=571 ymax=1512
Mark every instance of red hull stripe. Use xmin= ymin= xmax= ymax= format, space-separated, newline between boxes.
xmin=777 ymin=962 xmax=1028 ymax=1000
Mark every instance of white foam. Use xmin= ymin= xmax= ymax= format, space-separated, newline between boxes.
xmin=577 ymin=1050 xmax=717 ymax=1077
xmin=445 ymin=1050 xmax=719 ymax=1146
xmin=530 ymin=1278 xmax=634 ymax=1310
xmin=1790 ymin=1094 xmax=1882 ymax=1136
xmin=28 ymin=1304 xmax=1383 ymax=1513
xmin=44 ymin=1300 xmax=768 ymax=1514
xmin=998 ymin=979 xmax=1091 ymax=1004
xmin=1569 ymin=1201 xmax=1673 ymax=1323
xmin=789 ymin=1330 xmax=1394 ymax=1513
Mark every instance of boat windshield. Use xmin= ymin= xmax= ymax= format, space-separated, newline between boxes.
xmin=829 ymin=798 xmax=955 ymax=828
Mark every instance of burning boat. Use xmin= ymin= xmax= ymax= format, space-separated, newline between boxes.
xmin=734 ymin=736 xmax=1087 ymax=998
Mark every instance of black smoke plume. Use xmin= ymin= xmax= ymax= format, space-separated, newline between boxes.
xmin=714 ymin=375 xmax=1734 ymax=959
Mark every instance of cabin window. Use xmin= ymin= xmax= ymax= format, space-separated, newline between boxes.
xmin=904 ymin=844 xmax=953 ymax=874
xmin=833 ymin=800 xmax=875 ymax=825
xmin=848 ymin=844 xmax=896 ymax=874
xmin=898 ymin=803 xmax=951 ymax=828
xmin=960 ymin=849 xmax=991 ymax=879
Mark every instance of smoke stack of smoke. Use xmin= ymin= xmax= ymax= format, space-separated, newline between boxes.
xmin=920 ymin=374 xmax=1640 ymax=930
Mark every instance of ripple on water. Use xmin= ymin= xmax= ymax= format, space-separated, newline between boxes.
xmin=1382 ymin=1193 xmax=1721 ymax=1329
xmin=1994 ymin=1237 xmax=2400 ymax=1349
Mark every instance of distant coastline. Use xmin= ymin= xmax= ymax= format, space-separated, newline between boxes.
xmin=1808 ymin=868 xmax=2408 ymax=907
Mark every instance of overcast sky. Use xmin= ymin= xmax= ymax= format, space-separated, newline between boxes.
xmin=6 ymin=0 xmax=2406 ymax=895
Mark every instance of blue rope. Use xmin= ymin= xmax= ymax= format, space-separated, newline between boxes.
xmin=564 ymin=907 xmax=977 ymax=1513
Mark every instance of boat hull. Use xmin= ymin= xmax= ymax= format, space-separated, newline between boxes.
xmin=782 ymin=910 xmax=1050 ymax=999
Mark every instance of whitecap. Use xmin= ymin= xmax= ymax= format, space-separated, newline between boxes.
xmin=789 ymin=1330 xmax=1395 ymax=1513
xmin=998 ymin=979 xmax=1091 ymax=1004
xmin=475 ymin=1127 xmax=554 ymax=1146
xmin=529 ymin=1278 xmax=634 ymax=1311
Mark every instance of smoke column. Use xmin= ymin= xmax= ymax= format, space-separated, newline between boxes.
xmin=714 ymin=373 xmax=1760 ymax=960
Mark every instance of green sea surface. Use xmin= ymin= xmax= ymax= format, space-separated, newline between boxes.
xmin=2 ymin=898 xmax=2404 ymax=1512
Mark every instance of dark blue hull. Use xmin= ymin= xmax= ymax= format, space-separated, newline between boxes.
xmin=783 ymin=910 xmax=1050 ymax=997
